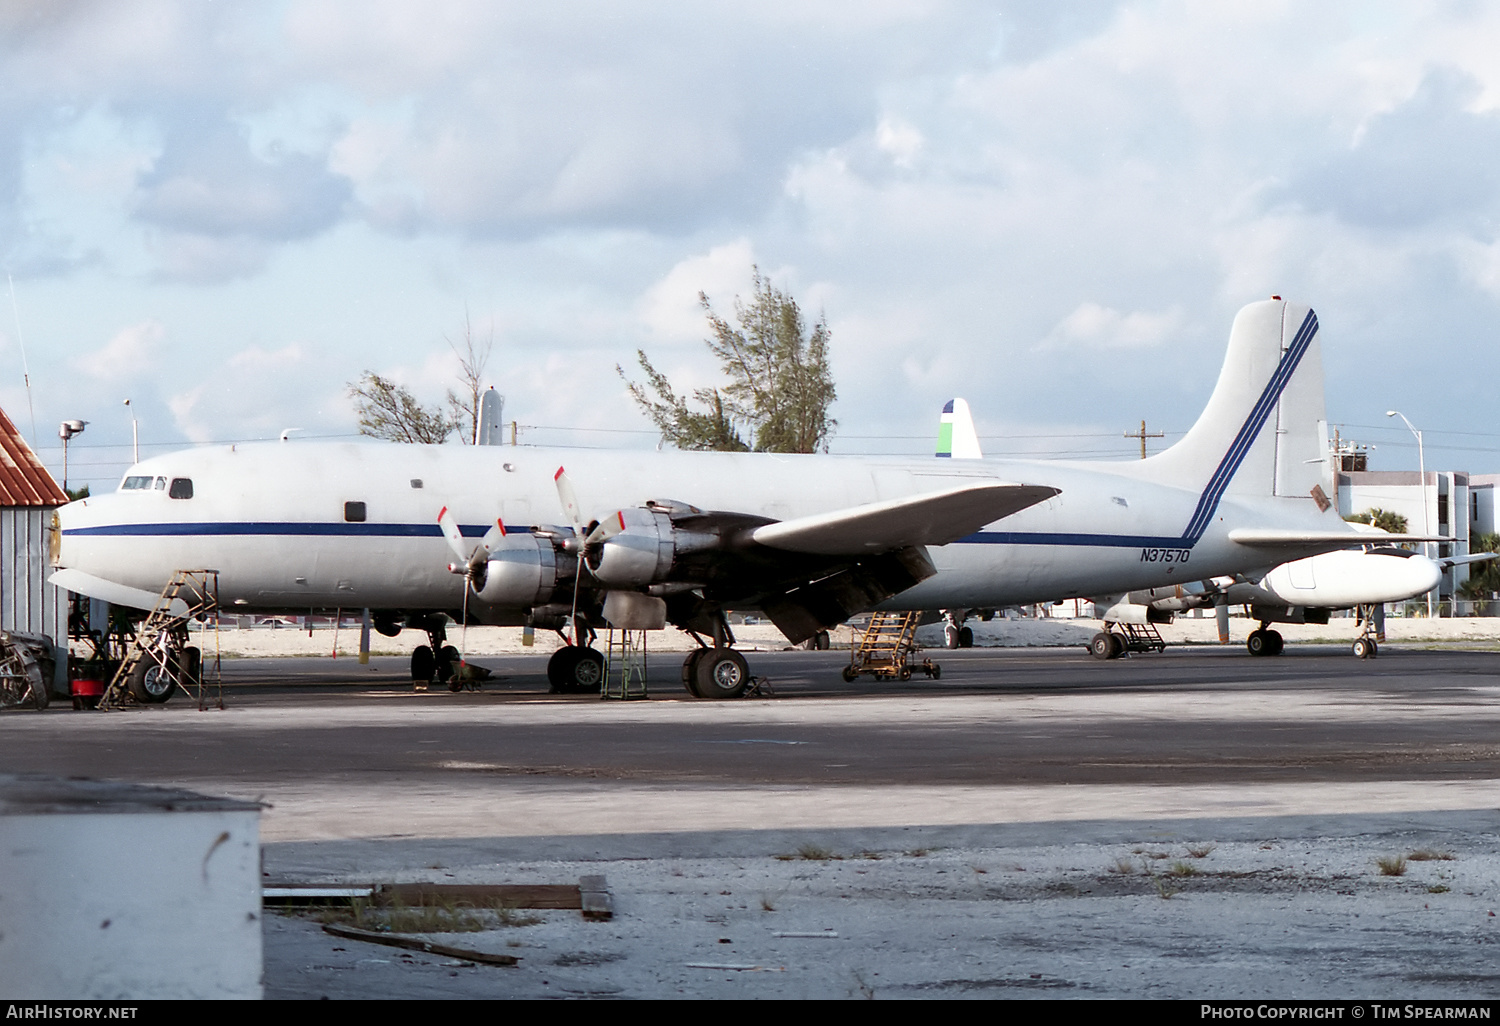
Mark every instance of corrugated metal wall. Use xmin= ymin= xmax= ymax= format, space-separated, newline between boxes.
xmin=0 ymin=506 xmax=67 ymax=644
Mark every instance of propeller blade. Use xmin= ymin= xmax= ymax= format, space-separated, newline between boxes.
xmin=586 ymin=510 xmax=627 ymax=546
xmin=468 ymin=519 xmax=506 ymax=573
xmin=437 ymin=506 xmax=469 ymax=563
xmin=554 ymin=467 xmax=586 ymax=535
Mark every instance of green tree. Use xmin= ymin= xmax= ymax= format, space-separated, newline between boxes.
xmin=1458 ymin=532 xmax=1500 ymax=600
xmin=1344 ymin=508 xmax=1408 ymax=534
xmin=347 ymin=372 xmax=455 ymax=444
xmin=620 ymin=267 xmax=836 ymax=453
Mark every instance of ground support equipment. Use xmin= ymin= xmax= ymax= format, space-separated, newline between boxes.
xmin=843 ymin=611 xmax=940 ymax=682
xmin=601 ymin=628 xmax=649 ymax=700
xmin=1090 ymin=621 xmax=1168 ymax=660
xmin=99 ymin=570 xmax=224 ymax=710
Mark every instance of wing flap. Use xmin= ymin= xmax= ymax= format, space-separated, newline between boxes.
xmin=750 ymin=482 xmax=1059 ymax=556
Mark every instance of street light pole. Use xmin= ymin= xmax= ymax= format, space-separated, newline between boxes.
xmin=1387 ymin=409 xmax=1433 ymax=618
xmin=58 ymin=419 xmax=87 ymax=495
xmin=124 ymin=398 xmax=138 ymax=464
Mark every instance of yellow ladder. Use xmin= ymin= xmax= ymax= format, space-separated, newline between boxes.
xmin=100 ymin=570 xmax=222 ymax=710
xmin=846 ymin=611 xmax=939 ymax=681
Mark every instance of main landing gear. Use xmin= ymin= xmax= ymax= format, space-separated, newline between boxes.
xmin=679 ymin=610 xmax=751 ymax=700
xmin=943 ymin=612 xmax=974 ymax=650
xmin=410 ymin=616 xmax=465 ymax=691
xmin=682 ymin=647 xmax=750 ymax=699
xmin=1246 ymin=627 xmax=1284 ymax=657
xmin=548 ymin=644 xmax=606 ymax=694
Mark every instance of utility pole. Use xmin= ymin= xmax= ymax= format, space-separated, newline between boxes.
xmin=1125 ymin=420 xmax=1163 ymax=459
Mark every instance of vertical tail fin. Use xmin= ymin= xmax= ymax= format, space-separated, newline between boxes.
xmin=1136 ymin=299 xmax=1328 ymax=508
xmin=936 ymin=398 xmax=983 ymax=459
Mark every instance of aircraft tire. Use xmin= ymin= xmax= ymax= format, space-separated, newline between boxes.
xmin=816 ymin=630 xmax=830 ymax=651
xmin=547 ymin=646 xmax=580 ymax=692
xmin=1353 ymin=637 xmax=1377 ymax=660
xmin=693 ymin=648 xmax=749 ymax=699
xmin=180 ymin=646 xmax=202 ymax=688
xmin=437 ymin=645 xmax=461 ymax=683
xmin=1266 ymin=630 xmax=1284 ymax=656
xmin=682 ymin=650 xmax=706 ymax=697
xmin=958 ymin=626 xmax=973 ymax=648
xmin=549 ymin=646 xmax=604 ymax=693
xmin=1246 ymin=630 xmax=1268 ymax=657
xmin=411 ymin=645 xmax=436 ymax=682
xmin=129 ymin=657 xmax=177 ymax=704
xmin=1109 ymin=633 xmax=1127 ymax=659
xmin=1089 ymin=633 xmax=1114 ymax=660
xmin=945 ymin=624 xmax=960 ymax=650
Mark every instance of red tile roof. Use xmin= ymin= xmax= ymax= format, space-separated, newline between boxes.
xmin=0 ymin=405 xmax=67 ymax=506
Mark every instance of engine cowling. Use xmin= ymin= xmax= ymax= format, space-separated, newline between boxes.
xmin=472 ymin=534 xmax=567 ymax=607
xmin=586 ymin=507 xmax=717 ymax=588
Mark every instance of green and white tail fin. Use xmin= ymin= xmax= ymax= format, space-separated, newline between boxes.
xmin=936 ymin=398 xmax=983 ymax=459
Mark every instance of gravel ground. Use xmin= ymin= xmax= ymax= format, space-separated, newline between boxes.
xmin=263 ymin=814 xmax=1500 ymax=1000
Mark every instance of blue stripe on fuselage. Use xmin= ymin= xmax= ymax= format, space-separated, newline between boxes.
xmin=64 ymin=521 xmax=506 ymax=539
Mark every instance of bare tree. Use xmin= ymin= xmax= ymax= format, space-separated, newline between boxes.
xmin=444 ymin=311 xmax=496 ymax=445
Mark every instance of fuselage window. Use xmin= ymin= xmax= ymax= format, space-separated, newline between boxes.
xmin=168 ymin=478 xmax=194 ymax=499
xmin=344 ymin=501 xmax=367 ymax=523
xmin=121 ymin=476 xmax=153 ymax=491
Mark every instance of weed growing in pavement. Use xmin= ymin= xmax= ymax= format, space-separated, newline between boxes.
xmin=1167 ymin=861 xmax=1200 ymax=877
xmin=1427 ymin=884 xmax=1451 ymax=894
xmin=1186 ymin=844 xmax=1216 ymax=859
xmin=787 ymin=843 xmax=841 ymax=861
xmin=1376 ymin=855 xmax=1408 ymax=877
xmin=1408 ymin=848 xmax=1456 ymax=862
xmin=1152 ymin=877 xmax=1180 ymax=900
xmin=1106 ymin=858 xmax=1136 ymax=875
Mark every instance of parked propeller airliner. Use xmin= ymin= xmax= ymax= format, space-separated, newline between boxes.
xmin=51 ymin=299 xmax=1422 ymax=699
xmin=934 ymin=394 xmax=1489 ymax=660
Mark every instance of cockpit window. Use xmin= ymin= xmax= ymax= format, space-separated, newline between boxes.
xmin=168 ymin=478 xmax=194 ymax=499
xmin=154 ymin=477 xmax=167 ymax=490
xmin=121 ymin=476 xmax=153 ymax=491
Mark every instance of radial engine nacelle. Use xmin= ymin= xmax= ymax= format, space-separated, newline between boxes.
xmin=471 ymin=533 xmax=572 ymax=607
xmin=584 ymin=505 xmax=720 ymax=588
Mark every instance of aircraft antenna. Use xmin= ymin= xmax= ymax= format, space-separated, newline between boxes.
xmin=6 ymin=273 xmax=38 ymax=443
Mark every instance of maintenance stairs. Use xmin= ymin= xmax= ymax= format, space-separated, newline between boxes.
xmin=100 ymin=570 xmax=224 ymax=710
xmin=843 ymin=611 xmax=940 ymax=682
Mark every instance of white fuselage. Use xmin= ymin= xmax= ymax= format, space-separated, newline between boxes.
xmin=54 ymin=440 xmax=1345 ymax=618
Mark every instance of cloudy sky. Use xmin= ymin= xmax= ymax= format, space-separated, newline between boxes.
xmin=4 ymin=1 xmax=1499 ymax=493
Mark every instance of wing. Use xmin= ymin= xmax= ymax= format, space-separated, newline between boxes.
xmin=48 ymin=568 xmax=191 ymax=616
xmin=750 ymin=482 xmax=1059 ymax=555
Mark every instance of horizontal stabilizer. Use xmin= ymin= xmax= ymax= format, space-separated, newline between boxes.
xmin=751 ymin=482 xmax=1059 ymax=555
xmin=1227 ymin=528 xmax=1450 ymax=547
xmin=1439 ymin=550 xmax=1499 ymax=571
xmin=48 ymin=568 xmax=191 ymax=616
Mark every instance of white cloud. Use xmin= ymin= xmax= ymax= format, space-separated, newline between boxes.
xmin=74 ymin=320 xmax=166 ymax=381
xmin=1039 ymin=303 xmax=1186 ymax=351
xmin=636 ymin=240 xmax=758 ymax=344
